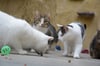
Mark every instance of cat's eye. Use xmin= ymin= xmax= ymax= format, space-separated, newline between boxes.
xmin=45 ymin=22 xmax=48 ymax=24
xmin=34 ymin=21 xmax=40 ymax=25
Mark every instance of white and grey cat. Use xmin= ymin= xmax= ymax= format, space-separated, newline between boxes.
xmin=0 ymin=11 xmax=54 ymax=56
xmin=57 ymin=22 xmax=86 ymax=58
xmin=33 ymin=12 xmax=58 ymax=46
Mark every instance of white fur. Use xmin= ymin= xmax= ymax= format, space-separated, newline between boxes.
xmin=0 ymin=11 xmax=53 ymax=54
xmin=57 ymin=22 xmax=85 ymax=58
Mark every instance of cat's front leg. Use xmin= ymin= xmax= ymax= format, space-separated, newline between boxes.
xmin=62 ymin=42 xmax=68 ymax=56
xmin=73 ymin=43 xmax=82 ymax=59
xmin=12 ymin=40 xmax=28 ymax=54
xmin=17 ymin=49 xmax=27 ymax=54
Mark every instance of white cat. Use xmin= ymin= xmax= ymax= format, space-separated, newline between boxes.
xmin=0 ymin=11 xmax=53 ymax=56
xmin=57 ymin=22 xmax=86 ymax=58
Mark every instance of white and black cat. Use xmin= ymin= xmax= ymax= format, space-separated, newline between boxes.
xmin=57 ymin=22 xmax=86 ymax=58
xmin=33 ymin=12 xmax=58 ymax=46
xmin=90 ymin=30 xmax=100 ymax=59
xmin=0 ymin=11 xmax=54 ymax=56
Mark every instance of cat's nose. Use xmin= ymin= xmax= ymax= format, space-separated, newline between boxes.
xmin=41 ymin=24 xmax=44 ymax=27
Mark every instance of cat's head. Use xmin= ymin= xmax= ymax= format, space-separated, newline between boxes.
xmin=34 ymin=36 xmax=54 ymax=56
xmin=33 ymin=11 xmax=50 ymax=28
xmin=57 ymin=24 xmax=68 ymax=36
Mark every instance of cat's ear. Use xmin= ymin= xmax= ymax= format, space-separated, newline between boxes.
xmin=34 ymin=10 xmax=40 ymax=19
xmin=57 ymin=24 xmax=63 ymax=27
xmin=47 ymin=13 xmax=50 ymax=18
xmin=44 ymin=13 xmax=50 ymax=20
xmin=35 ymin=10 xmax=40 ymax=16
xmin=57 ymin=24 xmax=68 ymax=35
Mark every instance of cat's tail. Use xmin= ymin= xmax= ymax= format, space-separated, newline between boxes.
xmin=84 ymin=24 xmax=87 ymax=30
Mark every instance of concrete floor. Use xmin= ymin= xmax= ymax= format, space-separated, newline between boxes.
xmin=0 ymin=51 xmax=100 ymax=66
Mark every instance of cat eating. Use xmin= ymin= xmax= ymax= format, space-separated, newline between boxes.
xmin=0 ymin=11 xmax=54 ymax=56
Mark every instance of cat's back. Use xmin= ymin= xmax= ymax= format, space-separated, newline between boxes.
xmin=0 ymin=11 xmax=16 ymax=24
xmin=0 ymin=11 xmax=33 ymax=40
xmin=0 ymin=11 xmax=31 ymax=30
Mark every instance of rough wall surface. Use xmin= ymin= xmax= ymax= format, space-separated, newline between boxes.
xmin=0 ymin=0 xmax=56 ymax=24
xmin=0 ymin=0 xmax=100 ymax=49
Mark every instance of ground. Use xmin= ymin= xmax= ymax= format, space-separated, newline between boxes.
xmin=0 ymin=51 xmax=100 ymax=66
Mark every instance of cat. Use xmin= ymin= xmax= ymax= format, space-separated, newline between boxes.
xmin=33 ymin=12 xmax=58 ymax=48
xmin=0 ymin=11 xmax=54 ymax=56
xmin=90 ymin=30 xmax=100 ymax=59
xmin=57 ymin=22 xmax=86 ymax=58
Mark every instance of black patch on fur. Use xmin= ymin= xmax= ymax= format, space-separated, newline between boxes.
xmin=67 ymin=25 xmax=73 ymax=28
xmin=60 ymin=26 xmax=68 ymax=36
xmin=77 ymin=24 xmax=86 ymax=38
xmin=61 ymin=27 xmax=66 ymax=36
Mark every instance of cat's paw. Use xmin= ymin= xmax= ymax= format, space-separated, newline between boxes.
xmin=73 ymin=55 xmax=80 ymax=59
xmin=62 ymin=52 xmax=68 ymax=56
xmin=18 ymin=50 xmax=27 ymax=54
xmin=30 ymin=49 xmax=35 ymax=53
